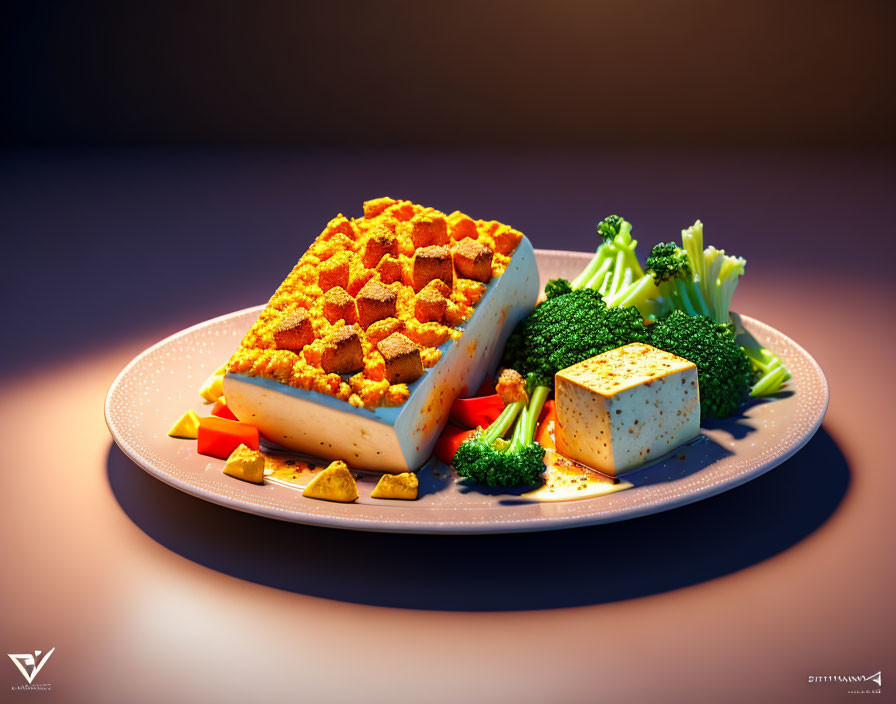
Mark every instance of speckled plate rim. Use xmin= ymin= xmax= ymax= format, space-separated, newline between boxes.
xmin=105 ymin=249 xmax=829 ymax=534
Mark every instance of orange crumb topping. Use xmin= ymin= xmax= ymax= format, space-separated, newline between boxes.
xmin=227 ymin=197 xmax=524 ymax=409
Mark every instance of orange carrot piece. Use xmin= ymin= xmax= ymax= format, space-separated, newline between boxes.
xmin=197 ymin=416 xmax=259 ymax=459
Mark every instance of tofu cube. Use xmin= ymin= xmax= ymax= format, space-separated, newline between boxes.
xmin=370 ymin=472 xmax=419 ymax=500
xmin=376 ymin=254 xmax=404 ymax=284
xmin=408 ymin=213 xmax=449 ymax=248
xmin=414 ymin=286 xmax=448 ymax=323
xmin=321 ymin=325 xmax=364 ymax=374
xmin=356 ymin=278 xmax=398 ymax=328
xmin=273 ymin=308 xmax=315 ymax=352
xmin=322 ymin=286 xmax=357 ymax=324
xmin=446 ymin=211 xmax=478 ymax=241
xmin=377 ymin=332 xmax=423 ymax=384
xmin=554 ymin=343 xmax=700 ymax=476
xmin=362 ymin=225 xmax=397 ymax=268
xmin=222 ymin=443 xmax=265 ymax=484
xmin=302 ymin=460 xmax=359 ymax=502
xmin=412 ymin=245 xmax=453 ymax=291
xmin=318 ymin=252 xmax=350 ymax=292
xmin=452 ymin=238 xmax=494 ymax=282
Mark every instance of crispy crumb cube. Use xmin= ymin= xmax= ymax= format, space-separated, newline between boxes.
xmin=273 ymin=309 xmax=315 ymax=351
xmin=408 ymin=213 xmax=449 ymax=248
xmin=356 ymin=279 xmax=398 ymax=328
xmin=362 ymin=225 xmax=397 ymax=268
xmin=447 ymin=211 xmax=478 ymax=241
xmin=496 ymin=368 xmax=528 ymax=404
xmin=321 ymin=214 xmax=356 ymax=240
xmin=223 ymin=443 xmax=266 ymax=484
xmin=370 ymin=472 xmax=419 ymax=499
xmin=377 ymin=332 xmax=424 ymax=384
xmin=302 ymin=460 xmax=359 ymax=502
xmin=421 ymin=279 xmax=451 ymax=298
xmin=412 ymin=245 xmax=453 ymax=291
xmin=414 ymin=286 xmax=448 ymax=323
xmin=322 ymin=286 xmax=357 ymax=324
xmin=453 ymin=238 xmax=494 ymax=282
xmin=321 ymin=325 xmax=364 ymax=374
xmin=555 ymin=343 xmax=701 ymax=476
xmin=318 ymin=253 xmax=350 ymax=292
xmin=376 ymin=254 xmax=404 ymax=284
xmin=492 ymin=225 xmax=524 ymax=255
xmin=365 ymin=317 xmax=404 ymax=345
xmin=363 ymin=196 xmax=397 ymax=219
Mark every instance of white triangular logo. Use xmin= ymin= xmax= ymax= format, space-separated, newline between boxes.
xmin=8 ymin=648 xmax=55 ymax=684
xmin=866 ymin=671 xmax=882 ymax=686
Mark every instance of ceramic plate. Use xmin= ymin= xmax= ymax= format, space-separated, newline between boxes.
xmin=105 ymin=250 xmax=828 ymax=533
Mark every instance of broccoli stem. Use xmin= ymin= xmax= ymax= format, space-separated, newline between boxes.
xmin=732 ymin=312 xmax=792 ymax=397
xmin=569 ymin=218 xmax=644 ymax=295
xmin=507 ymin=385 xmax=550 ymax=451
xmin=481 ymin=399 xmax=524 ymax=444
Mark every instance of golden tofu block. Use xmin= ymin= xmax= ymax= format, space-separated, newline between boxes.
xmin=222 ymin=443 xmax=266 ymax=484
xmin=370 ymin=471 xmax=419 ymax=500
xmin=199 ymin=365 xmax=226 ymax=403
xmin=167 ymin=409 xmax=201 ymax=439
xmin=302 ymin=460 xmax=359 ymax=502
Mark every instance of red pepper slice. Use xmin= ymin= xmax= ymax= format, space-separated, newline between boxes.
xmin=211 ymin=398 xmax=239 ymax=421
xmin=434 ymin=425 xmax=475 ymax=463
xmin=449 ymin=394 xmax=505 ymax=429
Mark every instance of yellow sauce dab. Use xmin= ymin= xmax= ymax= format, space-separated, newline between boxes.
xmin=523 ymin=409 xmax=632 ymax=502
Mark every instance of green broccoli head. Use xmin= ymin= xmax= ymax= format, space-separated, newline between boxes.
xmin=648 ymin=311 xmax=752 ymax=420
xmin=502 ymin=289 xmax=649 ymax=388
xmin=544 ymin=278 xmax=574 ymax=300
xmin=646 ymin=242 xmax=691 ymax=283
xmin=596 ymin=214 xmax=625 ymax=243
xmin=453 ymin=433 xmax=547 ymax=487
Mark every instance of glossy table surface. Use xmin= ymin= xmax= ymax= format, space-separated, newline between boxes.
xmin=1 ymin=147 xmax=893 ymax=702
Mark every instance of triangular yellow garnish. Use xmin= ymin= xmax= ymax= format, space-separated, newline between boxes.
xmin=370 ymin=472 xmax=418 ymax=500
xmin=167 ymin=410 xmax=201 ymax=439
xmin=302 ymin=461 xmax=358 ymax=502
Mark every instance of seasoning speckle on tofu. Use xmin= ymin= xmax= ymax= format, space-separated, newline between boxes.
xmin=227 ymin=198 xmax=524 ymax=409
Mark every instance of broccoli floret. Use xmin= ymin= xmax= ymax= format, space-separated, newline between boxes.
xmin=605 ymin=242 xmax=713 ymax=319
xmin=648 ymin=311 xmax=753 ymax=420
xmin=544 ymin=277 xmax=574 ymax=300
xmin=453 ymin=375 xmax=551 ymax=487
xmin=561 ymin=215 xmax=644 ymax=299
xmin=680 ymin=221 xmax=746 ymax=325
xmin=502 ymin=289 xmax=649 ymax=387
